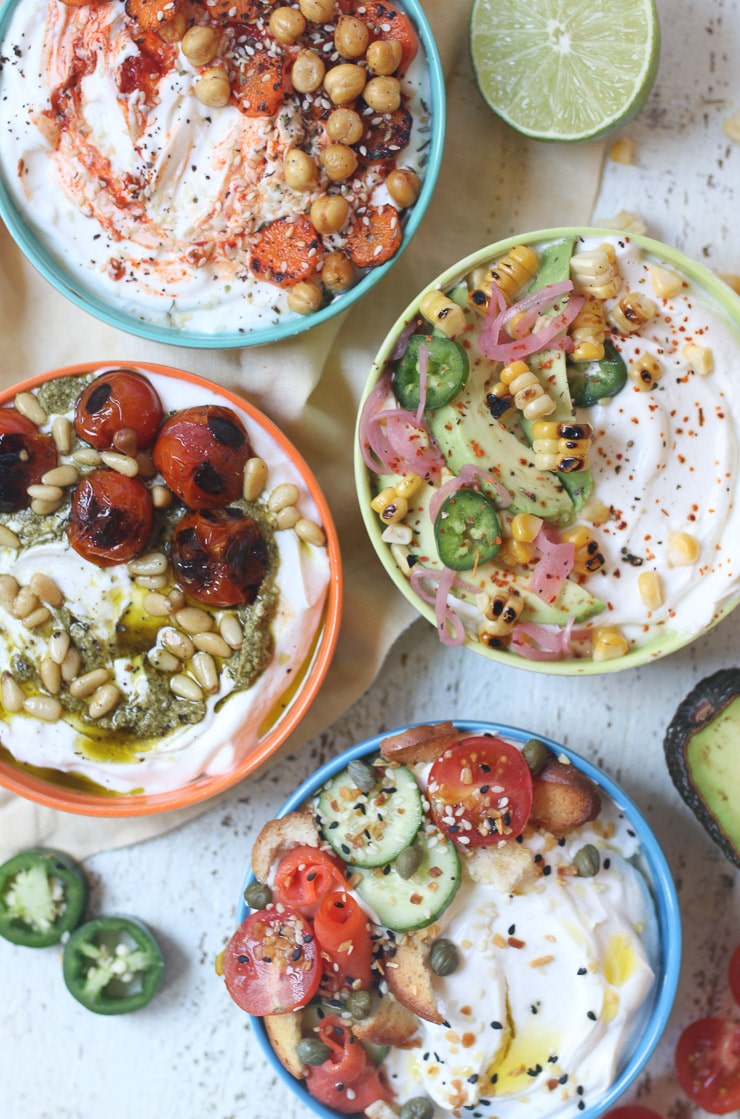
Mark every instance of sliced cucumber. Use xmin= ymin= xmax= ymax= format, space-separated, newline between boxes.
xmin=316 ymin=761 xmax=423 ymax=869
xmin=356 ymin=828 xmax=461 ymax=932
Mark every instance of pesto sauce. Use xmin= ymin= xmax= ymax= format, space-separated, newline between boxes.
xmin=35 ymin=372 xmax=93 ymax=416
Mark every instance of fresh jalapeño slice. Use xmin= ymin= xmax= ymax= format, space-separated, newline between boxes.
xmin=434 ymin=489 xmax=502 ymax=570
xmin=62 ymin=915 xmax=164 ymax=1014
xmin=393 ymin=335 xmax=470 ymax=412
xmin=0 ymin=848 xmax=88 ymax=948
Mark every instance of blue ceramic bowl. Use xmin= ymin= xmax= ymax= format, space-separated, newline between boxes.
xmin=0 ymin=0 xmax=445 ymax=349
xmin=238 ymin=719 xmax=681 ymax=1119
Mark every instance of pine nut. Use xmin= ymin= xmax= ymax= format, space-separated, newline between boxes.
xmin=27 ymin=484 xmax=64 ymax=503
xmin=275 ymin=505 xmax=301 ymax=530
xmin=101 ymin=451 xmax=139 ymax=477
xmin=295 ymin=517 xmax=326 ymax=546
xmin=167 ymin=588 xmax=186 ymax=611
xmin=170 ymin=674 xmax=204 ymax=702
xmin=147 ymin=647 xmax=180 ymax=673
xmin=151 ymin=485 xmax=173 ymax=509
xmin=23 ymin=606 xmax=52 ymax=630
xmin=219 ymin=614 xmax=243 ymax=649
xmin=31 ymin=497 xmax=63 ymax=516
xmin=174 ymin=606 xmax=213 ymax=635
xmin=51 ymin=416 xmax=73 ymax=454
xmin=0 ymin=525 xmax=20 ymax=549
xmin=268 ymin=482 xmax=300 ymax=513
xmin=13 ymin=588 xmax=40 ymax=619
xmin=49 ymin=630 xmax=71 ymax=665
xmin=191 ymin=651 xmax=219 ymax=693
xmin=243 ymin=457 xmax=269 ymax=501
xmin=60 ymin=647 xmax=82 ymax=682
xmin=40 ymin=657 xmax=62 ymax=695
xmin=73 ymin=448 xmax=102 ymax=466
xmin=143 ymin=592 xmax=174 ymax=617
xmin=15 ymin=391 xmax=46 ymax=426
xmin=29 ymin=573 xmax=64 ymax=607
xmin=69 ymin=667 xmax=112 ymax=699
xmin=0 ymin=575 xmax=19 ymax=611
xmin=135 ymin=574 xmax=170 ymax=590
xmin=113 ymin=427 xmax=138 ymax=457
xmin=24 ymin=695 xmax=62 ymax=721
xmin=161 ymin=629 xmax=195 ymax=660
xmin=88 ymin=683 xmax=121 ymax=719
xmin=193 ymin=631 xmax=232 ymax=658
xmin=128 ymin=551 xmax=169 ymax=577
xmin=41 ymin=465 xmax=79 ymax=488
xmin=1 ymin=672 xmax=24 ymax=713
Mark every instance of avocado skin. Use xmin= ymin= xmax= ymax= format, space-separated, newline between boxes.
xmin=664 ymin=667 xmax=740 ymax=868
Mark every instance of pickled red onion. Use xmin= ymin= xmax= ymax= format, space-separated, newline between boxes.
xmin=359 ymin=373 xmax=444 ymax=480
xmin=479 ymin=281 xmax=584 ymax=363
xmin=510 ymin=617 xmax=575 ymax=661
xmin=528 ymin=526 xmax=575 ymax=605
xmin=410 ymin=565 xmax=479 ymax=647
xmin=429 ymin=464 xmax=511 ymax=522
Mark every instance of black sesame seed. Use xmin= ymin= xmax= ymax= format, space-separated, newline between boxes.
xmin=468 ymin=1073 xmax=479 ymax=1084
xmin=543 ymin=865 xmax=552 ymax=876
xmin=508 ymin=924 xmax=516 ymax=936
xmin=587 ymin=1011 xmax=597 ymax=1021
xmin=577 ymin=967 xmax=587 ymax=975
xmin=559 ymin=1074 xmax=568 ymax=1085
xmin=490 ymin=1021 xmax=503 ymax=1030
xmin=604 ymin=857 xmax=611 ymax=869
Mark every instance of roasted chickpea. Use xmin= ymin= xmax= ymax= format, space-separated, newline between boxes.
xmin=292 ymin=49 xmax=325 ymax=93
xmin=195 ymin=67 xmax=231 ymax=108
xmin=182 ymin=25 xmax=220 ymax=66
xmin=323 ymin=62 xmax=366 ymax=105
xmin=158 ymin=11 xmax=186 ymax=43
xmin=366 ymin=38 xmax=403 ymax=75
xmin=334 ymin=14 xmax=369 ymax=58
xmin=363 ymin=75 xmax=401 ymax=113
xmin=299 ymin=0 xmax=334 ymax=21
xmin=320 ymin=143 xmax=358 ymax=182
xmin=386 ymin=168 xmax=421 ymax=208
xmin=287 ymin=280 xmax=324 ymax=315
xmin=325 ymin=107 xmax=364 ymax=145
xmin=310 ymin=194 xmax=350 ymax=234
xmin=284 ymin=149 xmax=318 ymax=190
xmin=268 ymin=5 xmax=306 ymax=44
xmin=322 ymin=251 xmax=355 ymax=291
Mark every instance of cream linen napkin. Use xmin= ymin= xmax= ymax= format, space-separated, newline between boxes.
xmin=0 ymin=0 xmax=606 ymax=861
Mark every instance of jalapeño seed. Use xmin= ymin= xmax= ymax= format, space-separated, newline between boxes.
xmin=296 ymin=1038 xmax=332 ymax=1066
xmin=395 ymin=844 xmax=423 ymax=880
xmin=522 ymin=737 xmax=551 ymax=775
xmin=244 ymin=880 xmax=272 ymax=909
xmin=429 ymin=937 xmax=459 ymax=977
xmin=347 ymin=758 xmax=377 ymax=794
xmin=574 ymin=844 xmax=601 ymax=878
xmin=399 ymin=1096 xmax=435 ymax=1119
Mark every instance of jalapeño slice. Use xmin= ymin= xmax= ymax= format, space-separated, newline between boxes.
xmin=62 ymin=916 xmax=164 ymax=1014
xmin=393 ymin=335 xmax=470 ymax=412
xmin=434 ymin=489 xmax=501 ymax=571
xmin=567 ymin=339 xmax=628 ymax=407
xmin=0 ymin=848 xmax=88 ymax=948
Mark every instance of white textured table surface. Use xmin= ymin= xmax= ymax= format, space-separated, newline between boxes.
xmin=2 ymin=1 xmax=740 ymax=1117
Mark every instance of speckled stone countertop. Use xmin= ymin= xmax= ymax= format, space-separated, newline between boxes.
xmin=2 ymin=0 xmax=740 ymax=1117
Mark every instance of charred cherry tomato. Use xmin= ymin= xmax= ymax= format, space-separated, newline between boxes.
xmin=152 ymin=405 xmax=251 ymax=509
xmin=222 ymin=906 xmax=322 ymax=1015
xmin=170 ymin=507 xmax=268 ymax=607
xmin=729 ymin=945 xmax=740 ymax=1007
xmin=62 ymin=915 xmax=164 ymax=1015
xmin=675 ymin=1017 xmax=740 ymax=1114
xmin=602 ymin=1109 xmax=664 ymax=1119
xmin=68 ymin=468 xmax=153 ymax=566
xmin=73 ymin=370 xmax=164 ymax=451
xmin=0 ymin=409 xmax=57 ymax=514
xmin=0 ymin=848 xmax=88 ymax=948
xmin=272 ymin=845 xmax=346 ymax=919
xmin=428 ymin=735 xmax=533 ymax=847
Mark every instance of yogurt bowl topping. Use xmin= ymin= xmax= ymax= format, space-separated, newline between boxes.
xmin=356 ymin=230 xmax=740 ymax=671
xmin=0 ymin=363 xmax=339 ymax=811
xmin=222 ymin=722 xmax=680 ymax=1119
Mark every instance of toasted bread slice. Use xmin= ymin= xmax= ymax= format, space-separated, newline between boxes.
xmin=251 ymin=809 xmax=321 ymax=883
xmin=463 ymin=840 xmax=536 ymax=893
xmin=384 ymin=929 xmax=444 ymax=1025
xmin=379 ymin=722 xmax=460 ymax=766
xmin=264 ymin=1011 xmax=305 ymax=1080
xmin=351 ymin=993 xmax=420 ymax=1048
xmin=529 ymin=757 xmax=602 ymax=838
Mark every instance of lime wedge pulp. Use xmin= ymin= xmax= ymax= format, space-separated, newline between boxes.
xmin=469 ymin=0 xmax=661 ymax=142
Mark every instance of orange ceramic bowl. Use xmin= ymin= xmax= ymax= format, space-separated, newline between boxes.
xmin=0 ymin=362 xmax=342 ymax=816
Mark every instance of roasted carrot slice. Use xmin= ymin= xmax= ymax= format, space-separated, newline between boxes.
xmin=249 ymin=216 xmax=324 ymax=288
xmin=207 ymin=0 xmax=265 ymax=22
xmin=359 ymin=1 xmax=418 ymax=73
xmin=346 ymin=204 xmax=402 ymax=268
xmin=358 ymin=105 xmax=412 ymax=161
xmin=125 ymin=0 xmax=184 ymax=33
xmin=231 ymin=48 xmax=289 ymax=116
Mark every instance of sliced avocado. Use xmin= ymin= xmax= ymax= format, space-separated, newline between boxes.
xmin=528 ymin=237 xmax=576 ymax=290
xmin=664 ymin=668 xmax=740 ymax=868
xmin=527 ymin=238 xmax=577 ymax=421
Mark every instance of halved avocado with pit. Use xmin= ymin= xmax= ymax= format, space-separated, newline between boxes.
xmin=664 ymin=668 xmax=740 ymax=868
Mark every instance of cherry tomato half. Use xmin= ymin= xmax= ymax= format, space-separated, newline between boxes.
xmin=152 ymin=405 xmax=251 ymax=509
xmin=222 ymin=907 xmax=321 ymax=1016
xmin=68 ymin=469 xmax=153 ymax=566
xmin=0 ymin=409 xmax=57 ymax=513
xmin=427 ymin=735 xmax=533 ymax=847
xmin=602 ymin=1107 xmax=664 ymax=1119
xmin=675 ymin=1017 xmax=740 ymax=1114
xmin=170 ymin=508 xmax=268 ymax=607
xmin=74 ymin=370 xmax=164 ymax=451
xmin=729 ymin=945 xmax=740 ymax=1007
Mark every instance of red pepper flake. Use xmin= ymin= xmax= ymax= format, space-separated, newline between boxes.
xmin=508 ymin=936 xmax=525 ymax=949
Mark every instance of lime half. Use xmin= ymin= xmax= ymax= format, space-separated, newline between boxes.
xmin=470 ymin=0 xmax=660 ymax=142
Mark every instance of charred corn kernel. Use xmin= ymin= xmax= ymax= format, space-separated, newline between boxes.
xmin=561 ymin=525 xmax=605 ymax=574
xmin=489 ymin=244 xmax=540 ymax=304
xmin=498 ymin=360 xmax=556 ymax=421
xmin=637 ymin=570 xmax=664 ymax=609
xmin=569 ymin=295 xmax=606 ymax=362
xmin=591 ymin=626 xmax=629 ymax=662
xmin=608 ymin=210 xmax=648 ymax=235
xmin=503 ymin=310 xmax=528 ymax=339
xmin=682 ymin=342 xmax=714 ymax=376
xmin=608 ymin=291 xmax=658 ymax=334
xmin=511 ymin=513 xmax=543 ymax=543
xmin=570 ymin=248 xmax=621 ymax=299
xmin=649 ymin=264 xmax=683 ymax=299
xmin=610 ymin=137 xmax=635 ymax=165
xmin=485 ymin=384 xmax=513 ymax=419
xmin=532 ymin=420 xmax=592 ymax=473
xmin=419 ymin=290 xmax=467 ymax=338
xmin=467 ymin=286 xmax=490 ymax=316
xmin=499 ymin=360 xmax=530 ymax=388
xmin=371 ymin=487 xmax=408 ymax=524
xmin=668 ymin=531 xmax=700 ymax=567
xmin=498 ymin=538 xmax=536 ymax=566
xmin=477 ymin=590 xmax=524 ymax=644
xmin=395 ymin=473 xmax=422 ymax=499
xmin=581 ymin=498 xmax=611 ymax=526
xmin=629 ymin=354 xmax=663 ymax=390
xmin=390 ymin=542 xmax=413 ymax=574
xmin=381 ymin=523 xmax=413 ymax=545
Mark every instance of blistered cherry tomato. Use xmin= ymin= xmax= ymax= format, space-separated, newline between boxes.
xmin=428 ymin=735 xmax=533 ymax=847
xmin=728 ymin=945 xmax=740 ymax=1007
xmin=602 ymin=1107 xmax=664 ymax=1119
xmin=170 ymin=508 xmax=268 ymax=607
xmin=0 ymin=409 xmax=57 ymax=513
xmin=74 ymin=370 xmax=164 ymax=451
xmin=152 ymin=405 xmax=251 ymax=509
xmin=675 ymin=1017 xmax=740 ymax=1114
xmin=222 ymin=907 xmax=322 ymax=1016
xmin=68 ymin=468 xmax=153 ymax=566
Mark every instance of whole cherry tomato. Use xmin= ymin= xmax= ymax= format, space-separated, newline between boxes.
xmin=74 ymin=370 xmax=164 ymax=451
xmin=170 ymin=508 xmax=268 ymax=607
xmin=675 ymin=1017 xmax=740 ymax=1114
xmin=152 ymin=405 xmax=251 ymax=509
xmin=68 ymin=468 xmax=153 ymax=566
xmin=728 ymin=945 xmax=740 ymax=1007
xmin=0 ymin=409 xmax=57 ymax=513
xmin=222 ymin=907 xmax=322 ymax=1016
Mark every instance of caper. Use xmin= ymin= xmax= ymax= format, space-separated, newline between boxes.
xmin=573 ymin=843 xmax=601 ymax=877
xmin=522 ymin=737 xmax=551 ymax=775
xmin=395 ymin=844 xmax=423 ymax=880
xmin=243 ymin=880 xmax=272 ymax=909
xmin=346 ymin=988 xmax=372 ymax=1019
xmin=399 ymin=1096 xmax=435 ymax=1119
xmin=429 ymin=937 xmax=459 ymax=977
xmin=296 ymin=1037 xmax=332 ymax=1066
xmin=347 ymin=758 xmax=377 ymax=794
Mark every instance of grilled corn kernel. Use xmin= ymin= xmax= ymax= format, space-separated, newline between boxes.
xmin=570 ymin=248 xmax=621 ymax=299
xmin=511 ymin=513 xmax=543 ymax=543
xmin=682 ymin=342 xmax=714 ymax=376
xmin=371 ymin=489 xmax=408 ymax=524
xmin=628 ymin=354 xmax=663 ymax=390
xmin=419 ymin=290 xmax=467 ymax=338
xmin=668 ymin=531 xmax=700 ymax=567
xmin=581 ymin=498 xmax=611 ymax=526
xmin=489 ymin=244 xmax=540 ymax=304
xmin=497 ymin=361 xmax=555 ymax=421
xmin=649 ymin=264 xmax=684 ymax=299
xmin=561 ymin=525 xmax=605 ymax=574
xmin=498 ymin=538 xmax=536 ymax=566
xmin=637 ymin=570 xmax=664 ymax=609
xmin=609 ymin=137 xmax=635 ymax=165
xmin=569 ymin=295 xmax=606 ymax=362
xmin=591 ymin=627 xmax=629 ymax=662
xmin=478 ymin=589 xmax=524 ymax=642
xmin=609 ymin=291 xmax=658 ymax=334
xmin=395 ymin=473 xmax=422 ymax=499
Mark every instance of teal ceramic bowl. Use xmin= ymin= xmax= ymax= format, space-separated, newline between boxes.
xmin=0 ymin=0 xmax=445 ymax=348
